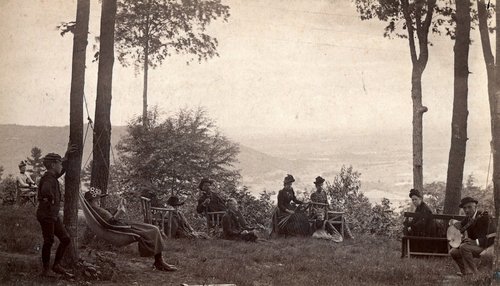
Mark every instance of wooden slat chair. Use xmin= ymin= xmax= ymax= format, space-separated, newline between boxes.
xmin=15 ymin=185 xmax=37 ymax=207
xmin=139 ymin=196 xmax=175 ymax=238
xmin=205 ymin=211 xmax=226 ymax=236
xmin=307 ymin=202 xmax=346 ymax=238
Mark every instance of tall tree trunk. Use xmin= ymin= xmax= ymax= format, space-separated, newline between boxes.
xmin=142 ymin=41 xmax=149 ymax=128
xmin=142 ymin=6 xmax=150 ymax=128
xmin=411 ymin=66 xmax=428 ymax=192
xmin=493 ymin=0 xmax=500 ymax=280
xmin=91 ymin=0 xmax=117 ymax=197
xmin=64 ymin=0 xmax=89 ymax=265
xmin=443 ymin=0 xmax=471 ymax=215
xmin=401 ymin=0 xmax=433 ymax=193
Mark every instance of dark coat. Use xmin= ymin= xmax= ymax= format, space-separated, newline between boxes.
xmin=277 ymin=187 xmax=303 ymax=216
xmin=404 ymin=202 xmax=436 ymax=236
xmin=460 ymin=211 xmax=496 ymax=248
xmin=222 ymin=209 xmax=256 ymax=241
xmin=196 ymin=190 xmax=227 ymax=214
xmin=36 ymin=162 xmax=67 ymax=221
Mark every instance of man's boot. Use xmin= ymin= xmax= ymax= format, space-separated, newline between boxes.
xmin=40 ymin=265 xmax=58 ymax=278
xmin=52 ymin=263 xmax=74 ymax=277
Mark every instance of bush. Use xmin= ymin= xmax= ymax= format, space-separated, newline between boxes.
xmin=0 ymin=205 xmax=41 ymax=254
xmin=326 ymin=165 xmax=399 ymax=237
xmin=0 ymin=175 xmax=17 ymax=205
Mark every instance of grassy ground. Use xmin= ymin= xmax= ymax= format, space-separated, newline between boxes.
xmin=0 ymin=205 xmax=492 ymax=286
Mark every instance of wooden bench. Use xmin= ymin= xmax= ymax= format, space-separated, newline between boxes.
xmin=402 ymin=212 xmax=466 ymax=258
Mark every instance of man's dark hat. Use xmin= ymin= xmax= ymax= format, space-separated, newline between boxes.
xmin=459 ymin=196 xmax=478 ymax=208
xmin=284 ymin=174 xmax=295 ymax=184
xmin=43 ymin=153 xmax=62 ymax=162
xmin=198 ymin=178 xmax=213 ymax=190
xmin=18 ymin=160 xmax=27 ymax=167
xmin=167 ymin=196 xmax=185 ymax=207
xmin=84 ymin=187 xmax=108 ymax=201
xmin=314 ymin=176 xmax=325 ymax=185
xmin=409 ymin=188 xmax=422 ymax=198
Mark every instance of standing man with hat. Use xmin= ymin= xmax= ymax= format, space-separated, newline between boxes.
xmin=36 ymin=145 xmax=76 ymax=277
xmin=16 ymin=160 xmax=36 ymax=204
xmin=450 ymin=196 xmax=496 ymax=277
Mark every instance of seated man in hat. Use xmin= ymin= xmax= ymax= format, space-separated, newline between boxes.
xmin=16 ymin=160 xmax=37 ymax=204
xmin=222 ymin=198 xmax=258 ymax=242
xmin=450 ymin=196 xmax=496 ymax=276
xmin=164 ymin=196 xmax=207 ymax=239
xmin=310 ymin=176 xmax=355 ymax=240
xmin=196 ymin=178 xmax=227 ymax=229
xmin=310 ymin=176 xmax=328 ymax=219
xmin=84 ymin=188 xmax=178 ymax=272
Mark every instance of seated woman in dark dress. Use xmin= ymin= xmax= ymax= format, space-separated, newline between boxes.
xmin=271 ymin=174 xmax=310 ymax=237
xmin=401 ymin=188 xmax=437 ymax=257
xmin=84 ymin=188 xmax=177 ymax=272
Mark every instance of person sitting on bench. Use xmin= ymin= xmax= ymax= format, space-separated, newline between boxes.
xmin=450 ymin=197 xmax=496 ymax=277
xmin=401 ymin=188 xmax=436 ymax=257
xmin=85 ymin=188 xmax=178 ymax=272
xmin=222 ymin=198 xmax=258 ymax=242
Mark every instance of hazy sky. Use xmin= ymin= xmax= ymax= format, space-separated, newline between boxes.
xmin=0 ymin=0 xmax=492 ymax=139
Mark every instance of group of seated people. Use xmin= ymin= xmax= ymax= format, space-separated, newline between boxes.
xmin=402 ymin=188 xmax=496 ymax=278
xmin=271 ymin=174 xmax=354 ymax=240
xmin=91 ymin=178 xmax=354 ymax=270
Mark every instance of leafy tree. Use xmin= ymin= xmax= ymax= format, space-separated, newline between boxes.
xmin=326 ymin=165 xmax=372 ymax=233
xmin=0 ymin=165 xmax=4 ymax=180
xmin=355 ymin=0 xmax=440 ymax=193
xmin=115 ymin=107 xmax=240 ymax=202
xmin=26 ymin=146 xmax=45 ymax=183
xmin=114 ymin=0 xmax=230 ymax=127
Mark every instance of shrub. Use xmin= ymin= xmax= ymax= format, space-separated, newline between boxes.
xmin=0 ymin=205 xmax=41 ymax=254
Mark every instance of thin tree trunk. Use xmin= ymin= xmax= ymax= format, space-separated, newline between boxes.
xmin=142 ymin=41 xmax=149 ymax=127
xmin=64 ymin=0 xmax=89 ymax=265
xmin=91 ymin=0 xmax=117 ymax=198
xmin=493 ymin=0 xmax=500 ymax=280
xmin=443 ymin=0 xmax=471 ymax=215
xmin=142 ymin=2 xmax=150 ymax=128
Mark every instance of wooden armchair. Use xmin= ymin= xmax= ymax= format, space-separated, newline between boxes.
xmin=205 ymin=211 xmax=226 ymax=236
xmin=15 ymin=185 xmax=37 ymax=207
xmin=307 ymin=202 xmax=345 ymax=237
xmin=140 ymin=196 xmax=175 ymax=238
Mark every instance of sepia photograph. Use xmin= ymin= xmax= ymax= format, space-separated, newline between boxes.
xmin=0 ymin=0 xmax=499 ymax=285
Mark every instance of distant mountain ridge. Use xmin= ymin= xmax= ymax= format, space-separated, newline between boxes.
xmin=0 ymin=124 xmax=492 ymax=205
